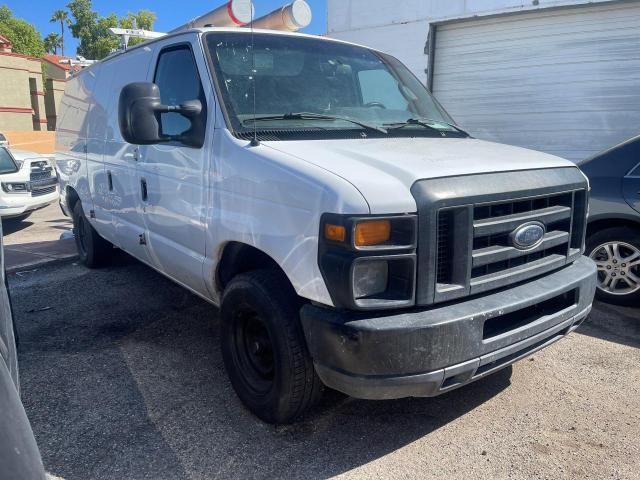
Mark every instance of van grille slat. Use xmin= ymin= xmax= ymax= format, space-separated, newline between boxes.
xmin=473 ymin=205 xmax=571 ymax=237
xmin=472 ymin=230 xmax=569 ymax=267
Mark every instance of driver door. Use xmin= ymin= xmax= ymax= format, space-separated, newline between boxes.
xmin=135 ymin=35 xmax=211 ymax=297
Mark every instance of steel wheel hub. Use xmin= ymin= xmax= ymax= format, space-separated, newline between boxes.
xmin=590 ymin=241 xmax=640 ymax=295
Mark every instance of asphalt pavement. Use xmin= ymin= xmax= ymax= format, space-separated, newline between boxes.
xmin=2 ymin=204 xmax=76 ymax=273
xmin=8 ymin=253 xmax=640 ymax=480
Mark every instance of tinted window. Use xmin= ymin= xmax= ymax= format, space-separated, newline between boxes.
xmin=0 ymin=133 xmax=6 ymax=141
xmin=0 ymin=149 xmax=17 ymax=174
xmin=154 ymin=46 xmax=205 ymax=137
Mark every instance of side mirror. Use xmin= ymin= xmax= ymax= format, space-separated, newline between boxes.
xmin=118 ymin=82 xmax=204 ymax=147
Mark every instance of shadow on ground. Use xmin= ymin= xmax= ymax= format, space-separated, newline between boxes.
xmin=11 ymin=252 xmax=513 ymax=479
xmin=577 ymin=301 xmax=639 ymax=349
xmin=1 ymin=218 xmax=35 ymax=236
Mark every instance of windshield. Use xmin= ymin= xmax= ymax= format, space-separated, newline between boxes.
xmin=205 ymin=32 xmax=459 ymax=138
xmin=0 ymin=148 xmax=17 ymax=174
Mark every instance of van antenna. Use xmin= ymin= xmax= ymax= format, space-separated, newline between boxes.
xmin=249 ymin=7 xmax=259 ymax=147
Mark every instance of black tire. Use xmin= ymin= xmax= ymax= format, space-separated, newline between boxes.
xmin=586 ymin=226 xmax=640 ymax=306
xmin=220 ymin=269 xmax=324 ymax=424
xmin=72 ymin=202 xmax=112 ymax=268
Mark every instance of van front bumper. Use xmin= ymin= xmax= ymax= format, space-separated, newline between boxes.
xmin=301 ymin=256 xmax=596 ymax=400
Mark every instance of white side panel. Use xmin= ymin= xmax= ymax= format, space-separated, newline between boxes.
xmin=55 ymin=71 xmax=94 ymax=211
xmin=433 ymin=2 xmax=640 ymax=161
xmin=99 ymin=46 xmax=155 ymax=264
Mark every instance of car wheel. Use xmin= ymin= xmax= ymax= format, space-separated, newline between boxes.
xmin=72 ymin=202 xmax=112 ymax=268
xmin=587 ymin=226 xmax=640 ymax=306
xmin=220 ymin=269 xmax=324 ymax=424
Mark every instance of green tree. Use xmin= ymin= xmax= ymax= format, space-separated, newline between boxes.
xmin=43 ymin=32 xmax=62 ymax=54
xmin=50 ymin=9 xmax=69 ymax=56
xmin=67 ymin=0 xmax=156 ymax=60
xmin=0 ymin=5 xmax=45 ymax=57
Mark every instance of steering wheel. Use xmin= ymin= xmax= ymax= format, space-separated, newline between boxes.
xmin=364 ymin=102 xmax=387 ymax=109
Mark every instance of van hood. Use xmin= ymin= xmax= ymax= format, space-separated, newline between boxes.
xmin=263 ymin=137 xmax=576 ymax=213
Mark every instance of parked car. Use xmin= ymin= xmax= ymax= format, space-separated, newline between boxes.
xmin=0 ymin=148 xmax=59 ymax=221
xmin=0 ymin=221 xmax=47 ymax=479
xmin=579 ymin=135 xmax=640 ymax=305
xmin=0 ymin=132 xmax=9 ymax=147
xmin=56 ymin=28 xmax=596 ymax=424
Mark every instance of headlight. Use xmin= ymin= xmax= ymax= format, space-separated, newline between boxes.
xmin=2 ymin=182 xmax=29 ymax=193
xmin=319 ymin=214 xmax=417 ymax=310
xmin=353 ymin=260 xmax=388 ymax=299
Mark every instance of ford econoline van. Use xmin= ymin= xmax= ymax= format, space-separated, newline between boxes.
xmin=56 ymin=28 xmax=596 ymax=424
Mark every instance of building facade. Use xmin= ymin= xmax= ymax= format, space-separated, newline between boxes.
xmin=0 ymin=37 xmax=70 ymax=133
xmin=327 ymin=0 xmax=640 ymax=162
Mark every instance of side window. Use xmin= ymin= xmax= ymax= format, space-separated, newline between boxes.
xmin=154 ymin=45 xmax=205 ymax=138
xmin=358 ymin=69 xmax=408 ymax=110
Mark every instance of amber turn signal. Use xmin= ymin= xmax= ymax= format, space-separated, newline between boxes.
xmin=324 ymin=223 xmax=346 ymax=242
xmin=354 ymin=220 xmax=391 ymax=246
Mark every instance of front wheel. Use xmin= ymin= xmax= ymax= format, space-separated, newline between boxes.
xmin=72 ymin=202 xmax=112 ymax=268
xmin=220 ymin=269 xmax=324 ymax=424
xmin=587 ymin=226 xmax=640 ymax=306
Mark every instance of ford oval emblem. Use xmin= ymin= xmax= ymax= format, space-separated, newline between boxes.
xmin=510 ymin=222 xmax=546 ymax=250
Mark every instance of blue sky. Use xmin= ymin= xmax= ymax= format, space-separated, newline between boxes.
xmin=4 ymin=0 xmax=327 ymax=56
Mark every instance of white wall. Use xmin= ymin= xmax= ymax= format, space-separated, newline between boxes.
xmin=327 ymin=0 xmax=620 ymax=82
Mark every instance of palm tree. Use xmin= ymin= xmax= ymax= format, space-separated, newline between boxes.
xmin=44 ymin=33 xmax=62 ymax=55
xmin=50 ymin=9 xmax=69 ymax=56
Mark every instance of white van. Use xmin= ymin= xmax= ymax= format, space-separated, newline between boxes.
xmin=56 ymin=28 xmax=597 ymax=424
xmin=1 ymin=148 xmax=59 ymax=220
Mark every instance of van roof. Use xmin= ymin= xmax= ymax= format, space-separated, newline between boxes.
xmin=72 ymin=27 xmax=380 ymax=76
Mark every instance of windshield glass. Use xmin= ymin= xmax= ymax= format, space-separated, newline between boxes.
xmin=205 ymin=32 xmax=457 ymax=137
xmin=0 ymin=148 xmax=17 ymax=174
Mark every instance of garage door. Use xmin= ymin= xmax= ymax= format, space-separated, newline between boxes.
xmin=432 ymin=2 xmax=640 ymax=162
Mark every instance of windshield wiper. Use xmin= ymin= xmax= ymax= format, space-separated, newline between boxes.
xmin=385 ymin=118 xmax=470 ymax=137
xmin=243 ymin=112 xmax=388 ymax=134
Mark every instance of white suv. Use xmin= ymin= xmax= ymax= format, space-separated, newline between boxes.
xmin=0 ymin=148 xmax=59 ymax=221
xmin=56 ymin=28 xmax=596 ymax=424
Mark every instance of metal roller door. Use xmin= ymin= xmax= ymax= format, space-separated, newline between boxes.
xmin=432 ymin=1 xmax=640 ymax=162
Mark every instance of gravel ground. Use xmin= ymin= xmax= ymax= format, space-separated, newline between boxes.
xmin=9 ymin=254 xmax=640 ymax=480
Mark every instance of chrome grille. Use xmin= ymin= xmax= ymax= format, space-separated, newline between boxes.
xmin=31 ymin=185 xmax=56 ymax=197
xmin=30 ymin=163 xmax=57 ymax=197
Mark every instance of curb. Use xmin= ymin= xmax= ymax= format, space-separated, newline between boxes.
xmin=7 ymin=254 xmax=79 ymax=274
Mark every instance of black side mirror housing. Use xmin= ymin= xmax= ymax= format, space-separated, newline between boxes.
xmin=118 ymin=82 xmax=204 ymax=148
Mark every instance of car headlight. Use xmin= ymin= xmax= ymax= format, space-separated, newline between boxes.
xmin=319 ymin=214 xmax=417 ymax=310
xmin=2 ymin=182 xmax=29 ymax=193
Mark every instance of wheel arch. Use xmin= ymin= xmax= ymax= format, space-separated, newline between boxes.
xmin=587 ymin=216 xmax=640 ymax=238
xmin=215 ymin=241 xmax=294 ymax=295
xmin=65 ymin=185 xmax=81 ymax=213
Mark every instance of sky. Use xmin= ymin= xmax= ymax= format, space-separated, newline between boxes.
xmin=4 ymin=0 xmax=328 ymax=56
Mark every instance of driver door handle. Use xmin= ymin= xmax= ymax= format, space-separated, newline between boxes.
xmin=140 ymin=178 xmax=148 ymax=202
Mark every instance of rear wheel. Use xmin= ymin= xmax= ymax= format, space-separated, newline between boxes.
xmin=587 ymin=226 xmax=640 ymax=306
xmin=220 ymin=269 xmax=324 ymax=424
xmin=72 ymin=202 xmax=112 ymax=268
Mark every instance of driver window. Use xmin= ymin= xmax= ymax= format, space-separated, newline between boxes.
xmin=358 ymin=69 xmax=408 ymax=110
xmin=154 ymin=46 xmax=205 ymax=137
